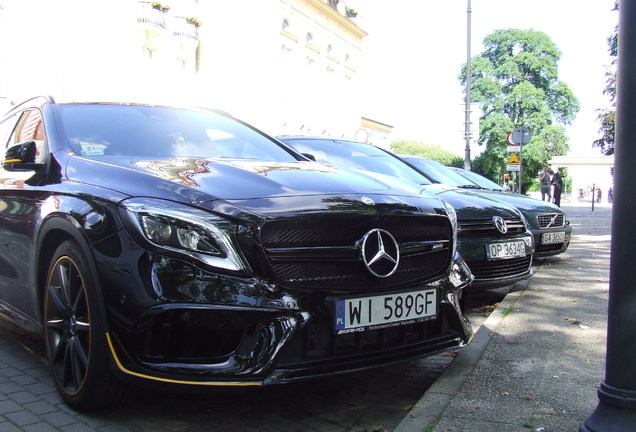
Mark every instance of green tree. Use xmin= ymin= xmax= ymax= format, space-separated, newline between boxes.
xmin=459 ymin=29 xmax=580 ymax=192
xmin=390 ymin=139 xmax=464 ymax=167
xmin=593 ymin=0 xmax=618 ymax=156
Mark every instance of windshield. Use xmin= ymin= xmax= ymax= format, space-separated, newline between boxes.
xmin=280 ymin=138 xmax=433 ymax=185
xmin=55 ymin=104 xmax=297 ymax=162
xmin=402 ymin=157 xmax=477 ymax=188
xmin=453 ymin=168 xmax=505 ymax=191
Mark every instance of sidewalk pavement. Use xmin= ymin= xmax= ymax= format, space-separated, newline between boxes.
xmin=395 ymin=201 xmax=612 ymax=432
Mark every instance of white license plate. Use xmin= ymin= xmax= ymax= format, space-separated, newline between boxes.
xmin=542 ymin=231 xmax=565 ymax=244
xmin=334 ymin=289 xmax=437 ymax=332
xmin=486 ymin=240 xmax=526 ymax=260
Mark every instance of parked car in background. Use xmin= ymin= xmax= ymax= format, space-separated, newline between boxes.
xmin=277 ymin=136 xmax=535 ymax=293
xmin=0 ymin=97 xmax=474 ymax=410
xmin=402 ymin=157 xmax=572 ymax=258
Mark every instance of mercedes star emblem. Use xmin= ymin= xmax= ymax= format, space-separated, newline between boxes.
xmin=360 ymin=229 xmax=400 ymax=278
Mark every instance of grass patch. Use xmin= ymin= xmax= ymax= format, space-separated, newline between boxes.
xmin=501 ymin=306 xmax=514 ymax=316
xmin=521 ymin=415 xmax=538 ymax=430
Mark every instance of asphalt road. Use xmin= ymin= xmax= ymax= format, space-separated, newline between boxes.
xmin=0 ymin=284 xmax=510 ymax=432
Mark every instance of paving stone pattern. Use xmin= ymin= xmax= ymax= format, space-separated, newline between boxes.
xmin=0 ymin=302 xmax=464 ymax=431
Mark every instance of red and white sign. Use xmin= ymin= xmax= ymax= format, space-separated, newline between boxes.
xmin=507 ymin=132 xmax=520 ymax=152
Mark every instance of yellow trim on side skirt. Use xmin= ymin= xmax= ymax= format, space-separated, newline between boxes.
xmin=105 ymin=332 xmax=263 ymax=387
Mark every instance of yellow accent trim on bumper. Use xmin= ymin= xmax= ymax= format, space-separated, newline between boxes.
xmin=3 ymin=159 xmax=21 ymax=163
xmin=105 ymin=332 xmax=263 ymax=387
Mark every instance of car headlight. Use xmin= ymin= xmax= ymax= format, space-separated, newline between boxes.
xmin=440 ymin=198 xmax=458 ymax=256
xmin=120 ymin=198 xmax=250 ymax=273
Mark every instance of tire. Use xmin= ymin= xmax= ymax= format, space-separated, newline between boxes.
xmin=44 ymin=240 xmax=129 ymax=411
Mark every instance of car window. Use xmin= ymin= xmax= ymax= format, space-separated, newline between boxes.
xmin=0 ymin=113 xmax=19 ymax=162
xmin=454 ymin=168 xmax=505 ymax=190
xmin=404 ymin=157 xmax=475 ymax=187
xmin=56 ymin=104 xmax=297 ymax=162
xmin=281 ymin=138 xmax=433 ymax=185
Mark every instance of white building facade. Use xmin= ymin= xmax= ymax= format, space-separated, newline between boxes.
xmin=0 ymin=0 xmax=389 ymax=142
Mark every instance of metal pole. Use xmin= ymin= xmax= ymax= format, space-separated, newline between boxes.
xmin=463 ymin=0 xmax=472 ymax=170
xmin=580 ymin=0 xmax=636 ymax=429
xmin=519 ymin=141 xmax=523 ymax=193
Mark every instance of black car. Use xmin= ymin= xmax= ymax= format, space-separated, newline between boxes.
xmin=403 ymin=157 xmax=572 ymax=258
xmin=277 ymin=136 xmax=535 ymax=292
xmin=0 ymin=97 xmax=473 ymax=411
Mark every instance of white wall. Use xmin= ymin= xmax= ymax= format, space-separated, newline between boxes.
xmin=0 ymin=0 xmax=368 ymax=140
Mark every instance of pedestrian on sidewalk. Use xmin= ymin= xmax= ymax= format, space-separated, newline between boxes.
xmin=539 ymin=167 xmax=552 ymax=202
xmin=551 ymin=167 xmax=563 ymax=207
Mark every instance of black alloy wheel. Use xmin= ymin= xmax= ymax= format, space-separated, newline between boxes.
xmin=44 ymin=240 xmax=127 ymax=411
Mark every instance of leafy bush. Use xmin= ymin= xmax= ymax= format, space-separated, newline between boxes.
xmin=390 ymin=140 xmax=464 ymax=167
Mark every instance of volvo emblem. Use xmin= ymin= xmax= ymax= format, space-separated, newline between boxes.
xmin=360 ymin=196 xmax=375 ymax=206
xmin=493 ymin=216 xmax=508 ymax=234
xmin=360 ymin=229 xmax=400 ymax=278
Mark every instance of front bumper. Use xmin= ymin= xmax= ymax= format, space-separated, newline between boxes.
xmin=458 ymin=233 xmax=535 ymax=291
xmin=103 ymin=253 xmax=474 ymax=388
xmin=531 ymin=224 xmax=573 ymax=257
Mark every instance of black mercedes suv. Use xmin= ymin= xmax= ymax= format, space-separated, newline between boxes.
xmin=0 ymin=97 xmax=473 ymax=410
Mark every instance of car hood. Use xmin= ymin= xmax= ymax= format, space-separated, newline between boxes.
xmin=330 ymin=172 xmax=521 ymax=220
xmin=421 ymin=184 xmax=521 ymax=220
xmin=466 ymin=189 xmax=564 ymax=213
xmin=65 ymin=155 xmax=444 ymax=214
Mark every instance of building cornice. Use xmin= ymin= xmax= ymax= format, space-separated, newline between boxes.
xmin=549 ymin=155 xmax=614 ymax=168
xmin=361 ymin=117 xmax=394 ymax=133
xmin=307 ymin=0 xmax=367 ymax=39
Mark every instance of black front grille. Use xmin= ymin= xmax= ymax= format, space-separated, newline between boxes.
xmin=271 ymin=250 xmax=449 ymax=290
xmin=459 ymin=217 xmax=526 ymax=236
xmin=260 ymin=215 xmax=452 ymax=292
xmin=261 ymin=216 xmax=449 ymax=246
xmin=137 ymin=309 xmax=247 ymax=364
xmin=466 ymin=255 xmax=532 ymax=280
xmin=537 ymin=213 xmax=565 ymax=228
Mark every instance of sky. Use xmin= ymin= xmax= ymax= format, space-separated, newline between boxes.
xmin=353 ymin=0 xmax=618 ymax=158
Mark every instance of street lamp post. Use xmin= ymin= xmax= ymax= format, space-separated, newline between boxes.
xmin=580 ymin=0 xmax=636 ymax=430
xmin=464 ymin=0 xmax=472 ymax=170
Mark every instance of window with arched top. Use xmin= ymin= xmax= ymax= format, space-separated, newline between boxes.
xmin=281 ymin=44 xmax=292 ymax=56
xmin=143 ymin=44 xmax=155 ymax=60
xmin=282 ymin=19 xmax=289 ymax=31
xmin=306 ymin=32 xmax=313 ymax=43
xmin=327 ymin=44 xmax=333 ymax=54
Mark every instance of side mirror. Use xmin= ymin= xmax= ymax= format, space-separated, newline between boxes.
xmin=3 ymin=140 xmax=45 ymax=172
